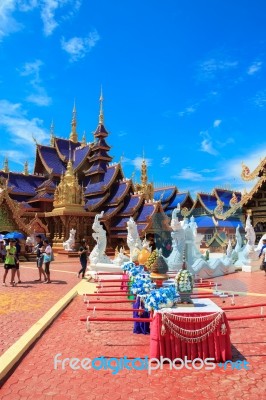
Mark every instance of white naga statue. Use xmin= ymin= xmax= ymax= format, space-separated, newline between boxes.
xmin=126 ymin=217 xmax=142 ymax=261
xmin=166 ymin=207 xmax=186 ymax=271
xmin=245 ymin=215 xmax=256 ymax=251
xmin=63 ymin=228 xmax=76 ymax=251
xmin=89 ymin=211 xmax=111 ymax=265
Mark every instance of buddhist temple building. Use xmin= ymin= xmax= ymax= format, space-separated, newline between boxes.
xmin=1 ymin=92 xmax=263 ymax=252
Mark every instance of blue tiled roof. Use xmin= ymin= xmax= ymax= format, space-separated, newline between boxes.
xmin=136 ymin=204 xmax=156 ymax=222
xmin=118 ymin=195 xmax=143 ymax=215
xmin=55 ymin=138 xmax=81 ymax=161
xmin=38 ymin=146 xmax=66 ymax=175
xmin=37 ymin=178 xmax=56 ymax=190
xmin=85 ymin=161 xmax=107 ymax=175
xmin=167 ymin=192 xmax=189 ymax=209
xmin=73 ymin=146 xmax=90 ymax=170
xmin=94 ymin=123 xmax=108 ymax=136
xmin=1 ymin=172 xmax=45 ymax=194
xmin=92 ymin=138 xmax=111 ymax=150
xmin=107 ymin=182 xmax=129 ymax=205
xmin=84 ymin=165 xmax=117 ymax=194
xmin=102 ymin=205 xmax=122 ymax=217
xmin=110 ymin=230 xmax=128 ymax=236
xmin=153 ymin=187 xmax=176 ymax=203
xmin=198 ymin=194 xmax=217 ymax=211
xmin=85 ymin=194 xmax=107 ymax=208
xmin=90 ymin=150 xmax=112 ymax=161
xmin=215 ymin=189 xmax=242 ymax=207
xmin=28 ymin=193 xmax=53 ymax=201
xmin=112 ymin=217 xmax=130 ymax=229
xmin=194 ymin=216 xmax=243 ymax=229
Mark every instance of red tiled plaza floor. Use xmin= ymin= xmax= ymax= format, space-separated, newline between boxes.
xmin=0 ymin=255 xmax=82 ymax=355
xmin=0 ymin=269 xmax=265 ymax=399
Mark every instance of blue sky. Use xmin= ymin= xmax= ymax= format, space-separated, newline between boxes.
xmin=0 ymin=0 xmax=266 ymax=197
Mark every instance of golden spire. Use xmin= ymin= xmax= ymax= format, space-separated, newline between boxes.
xmin=23 ymin=161 xmax=29 ymax=176
xmin=99 ymin=86 xmax=104 ymax=125
xmin=3 ymin=157 xmax=9 ymax=173
xmin=50 ymin=120 xmax=55 ymax=146
xmin=141 ymin=158 xmax=147 ymax=186
xmin=70 ymin=101 xmax=78 ymax=143
xmin=82 ymin=131 xmax=86 ymax=146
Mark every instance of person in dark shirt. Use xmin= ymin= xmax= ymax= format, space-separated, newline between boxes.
xmin=35 ymin=235 xmax=47 ymax=282
xmin=77 ymin=239 xmax=89 ymax=278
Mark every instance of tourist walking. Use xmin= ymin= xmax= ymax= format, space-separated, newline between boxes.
xmin=77 ymin=239 xmax=89 ymax=278
xmin=14 ymin=239 xmax=22 ymax=284
xmin=35 ymin=235 xmax=47 ymax=282
xmin=2 ymin=239 xmax=17 ymax=286
xmin=43 ymin=238 xmax=52 ymax=283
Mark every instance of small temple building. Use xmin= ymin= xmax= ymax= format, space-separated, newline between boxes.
xmin=1 ymin=92 xmax=263 ymax=252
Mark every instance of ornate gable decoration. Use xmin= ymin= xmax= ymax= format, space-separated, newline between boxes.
xmin=241 ymin=158 xmax=266 ymax=181
xmin=229 ymin=192 xmax=239 ymax=207
xmin=53 ymin=160 xmax=85 ymax=209
xmin=0 ymin=184 xmax=29 ymax=234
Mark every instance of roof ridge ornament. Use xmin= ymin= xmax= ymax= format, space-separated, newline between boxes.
xmin=3 ymin=157 xmax=9 ymax=173
xmin=99 ymin=86 xmax=104 ymax=125
xmin=70 ymin=100 xmax=78 ymax=143
xmin=50 ymin=120 xmax=55 ymax=146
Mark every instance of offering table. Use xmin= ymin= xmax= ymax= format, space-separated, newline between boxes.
xmin=150 ymin=299 xmax=232 ymax=362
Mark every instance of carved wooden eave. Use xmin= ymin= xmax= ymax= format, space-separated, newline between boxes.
xmin=0 ymin=189 xmax=30 ymax=234
xmin=206 ymin=230 xmax=227 ymax=247
xmin=241 ymin=157 xmax=266 ymax=181
xmin=54 ymin=138 xmax=68 ymax=162
xmin=187 ymin=194 xmax=212 ymax=215
xmin=73 ymin=146 xmax=91 ymax=173
xmin=213 ymin=175 xmax=266 ymax=220
xmin=28 ymin=214 xmax=48 ymax=234
xmin=36 ymin=145 xmax=53 ymax=175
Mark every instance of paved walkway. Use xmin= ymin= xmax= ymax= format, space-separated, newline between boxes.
xmin=0 ymin=266 xmax=265 ymax=399
xmin=0 ymin=256 xmax=81 ymax=355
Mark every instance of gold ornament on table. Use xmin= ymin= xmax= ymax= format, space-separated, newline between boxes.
xmin=148 ymin=248 xmax=169 ymax=287
xmin=175 ymin=255 xmax=194 ymax=305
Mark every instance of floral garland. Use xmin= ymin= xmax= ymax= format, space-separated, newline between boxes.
xmin=144 ymin=285 xmax=178 ymax=311
xmin=130 ymin=276 xmax=156 ymax=296
xmin=161 ymin=312 xmax=226 ymax=342
xmin=122 ymin=261 xmax=144 ymax=277
xmin=175 ymin=270 xmax=193 ymax=293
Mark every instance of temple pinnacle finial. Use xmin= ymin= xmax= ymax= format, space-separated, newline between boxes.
xmin=99 ymin=86 xmax=104 ymax=125
xmin=70 ymin=100 xmax=78 ymax=143
xmin=82 ymin=131 xmax=86 ymax=146
xmin=3 ymin=157 xmax=9 ymax=173
xmin=23 ymin=161 xmax=29 ymax=175
xmin=50 ymin=120 xmax=55 ymax=146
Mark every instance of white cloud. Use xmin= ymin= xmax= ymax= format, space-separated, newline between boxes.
xmin=0 ymin=149 xmax=28 ymax=167
xmin=161 ymin=157 xmax=170 ymax=166
xmin=117 ymin=130 xmax=128 ymax=137
xmin=123 ymin=156 xmax=152 ymax=170
xmin=199 ymin=131 xmax=218 ymax=156
xmin=213 ymin=119 xmax=221 ymax=128
xmin=253 ymin=90 xmax=266 ymax=108
xmin=247 ymin=61 xmax=262 ymax=75
xmin=0 ymin=0 xmax=21 ymax=40
xmin=172 ymin=168 xmax=204 ymax=182
xmin=19 ymin=59 xmax=52 ymax=106
xmin=178 ymin=105 xmax=197 ymax=117
xmin=0 ymin=99 xmax=49 ymax=149
xmin=61 ymin=30 xmax=100 ymax=62
xmin=0 ymin=1 xmax=81 ymax=40
xmin=198 ymin=57 xmax=238 ymax=80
